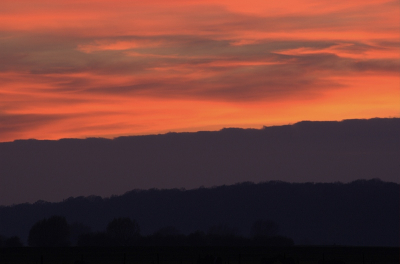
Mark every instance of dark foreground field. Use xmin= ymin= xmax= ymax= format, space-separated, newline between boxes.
xmin=0 ymin=246 xmax=398 ymax=264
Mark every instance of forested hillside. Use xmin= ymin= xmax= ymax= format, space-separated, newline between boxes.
xmin=0 ymin=179 xmax=398 ymax=247
xmin=1 ymin=118 xmax=399 ymax=205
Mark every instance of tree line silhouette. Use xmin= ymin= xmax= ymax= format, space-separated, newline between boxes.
xmin=25 ymin=216 xmax=293 ymax=247
xmin=1 ymin=118 xmax=398 ymax=207
xmin=0 ymin=179 xmax=398 ymax=247
xmin=0 ymin=235 xmax=23 ymax=247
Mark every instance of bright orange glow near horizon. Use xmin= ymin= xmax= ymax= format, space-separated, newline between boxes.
xmin=0 ymin=0 xmax=399 ymax=142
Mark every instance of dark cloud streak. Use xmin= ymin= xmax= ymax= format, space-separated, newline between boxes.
xmin=0 ymin=113 xmax=65 ymax=135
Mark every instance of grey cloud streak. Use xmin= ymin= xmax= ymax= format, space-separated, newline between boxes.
xmin=0 ymin=113 xmax=65 ymax=136
xmin=74 ymin=44 xmax=397 ymax=101
xmin=0 ymin=1 xmax=398 ymax=102
xmin=2 ymin=34 xmax=398 ymax=102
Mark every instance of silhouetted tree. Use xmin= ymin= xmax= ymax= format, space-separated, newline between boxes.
xmin=153 ymin=226 xmax=180 ymax=237
xmin=187 ymin=231 xmax=207 ymax=246
xmin=265 ymin=236 xmax=295 ymax=246
xmin=106 ymin=217 xmax=140 ymax=246
xmin=70 ymin=222 xmax=91 ymax=246
xmin=251 ymin=219 xmax=279 ymax=238
xmin=3 ymin=236 xmax=23 ymax=247
xmin=250 ymin=219 xmax=294 ymax=246
xmin=207 ymin=224 xmax=240 ymax=246
xmin=146 ymin=226 xmax=186 ymax=246
xmin=28 ymin=215 xmax=70 ymax=247
xmin=77 ymin=232 xmax=112 ymax=247
xmin=208 ymin=223 xmax=237 ymax=237
xmin=0 ymin=178 xmax=398 ymax=247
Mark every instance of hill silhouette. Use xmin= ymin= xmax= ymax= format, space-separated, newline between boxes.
xmin=0 ymin=117 xmax=399 ymax=205
xmin=0 ymin=179 xmax=398 ymax=247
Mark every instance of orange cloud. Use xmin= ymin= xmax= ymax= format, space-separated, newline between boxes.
xmin=0 ymin=0 xmax=399 ymax=142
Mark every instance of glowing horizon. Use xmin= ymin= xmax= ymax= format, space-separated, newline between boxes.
xmin=1 ymin=0 xmax=399 ymax=142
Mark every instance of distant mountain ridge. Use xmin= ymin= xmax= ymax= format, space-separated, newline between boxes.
xmin=0 ymin=117 xmax=399 ymax=205
xmin=0 ymin=179 xmax=398 ymax=247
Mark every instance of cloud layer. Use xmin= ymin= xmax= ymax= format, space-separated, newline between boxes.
xmin=0 ymin=0 xmax=399 ymax=141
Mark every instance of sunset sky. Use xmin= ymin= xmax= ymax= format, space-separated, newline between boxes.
xmin=1 ymin=0 xmax=399 ymax=142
